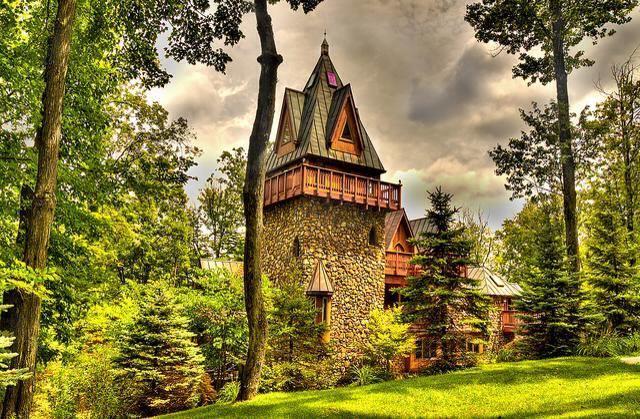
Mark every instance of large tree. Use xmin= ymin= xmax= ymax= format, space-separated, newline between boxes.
xmin=466 ymin=0 xmax=638 ymax=272
xmin=401 ymin=188 xmax=490 ymax=368
xmin=514 ymin=197 xmax=584 ymax=357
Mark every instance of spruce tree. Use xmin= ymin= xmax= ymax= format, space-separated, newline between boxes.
xmin=585 ymin=187 xmax=640 ymax=334
xmin=516 ymin=199 xmax=584 ymax=357
xmin=401 ymin=188 xmax=490 ymax=368
xmin=116 ymin=283 xmax=206 ymax=416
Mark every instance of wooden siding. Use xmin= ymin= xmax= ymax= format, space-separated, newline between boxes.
xmin=264 ymin=162 xmax=401 ymax=210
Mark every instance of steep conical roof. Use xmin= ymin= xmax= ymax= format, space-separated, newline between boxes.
xmin=306 ymin=260 xmax=334 ymax=295
xmin=266 ymin=39 xmax=385 ymax=175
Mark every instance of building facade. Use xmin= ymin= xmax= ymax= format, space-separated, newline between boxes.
xmin=261 ymin=39 xmax=521 ymax=372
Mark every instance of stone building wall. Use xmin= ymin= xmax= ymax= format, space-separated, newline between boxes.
xmin=262 ymin=196 xmax=386 ymax=371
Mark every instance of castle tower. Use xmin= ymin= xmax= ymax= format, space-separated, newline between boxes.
xmin=261 ymin=38 xmax=402 ymax=368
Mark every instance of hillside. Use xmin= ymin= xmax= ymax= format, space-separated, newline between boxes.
xmin=161 ymin=357 xmax=640 ymax=418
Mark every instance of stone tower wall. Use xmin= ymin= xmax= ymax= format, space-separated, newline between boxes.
xmin=262 ymin=197 xmax=386 ymax=371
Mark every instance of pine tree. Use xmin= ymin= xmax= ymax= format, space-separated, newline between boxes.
xmin=516 ymin=199 xmax=584 ymax=357
xmin=116 ymin=283 xmax=206 ymax=416
xmin=401 ymin=188 xmax=490 ymax=368
xmin=585 ymin=187 xmax=640 ymax=334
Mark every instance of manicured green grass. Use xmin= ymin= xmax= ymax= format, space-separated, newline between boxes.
xmin=161 ymin=358 xmax=640 ymax=418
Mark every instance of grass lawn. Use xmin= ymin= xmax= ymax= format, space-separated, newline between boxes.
xmin=161 ymin=357 xmax=640 ymax=418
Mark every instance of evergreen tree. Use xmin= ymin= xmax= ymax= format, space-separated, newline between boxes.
xmin=268 ymin=274 xmax=325 ymax=363
xmin=584 ymin=186 xmax=640 ymax=334
xmin=516 ymin=198 xmax=584 ymax=358
xmin=401 ymin=188 xmax=490 ymax=368
xmin=116 ymin=283 xmax=206 ymax=416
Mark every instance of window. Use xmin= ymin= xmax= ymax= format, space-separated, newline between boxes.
xmin=394 ymin=243 xmax=405 ymax=252
xmin=368 ymin=227 xmax=378 ymax=246
xmin=281 ymin=118 xmax=293 ymax=144
xmin=314 ymin=296 xmax=330 ymax=324
xmin=415 ymin=339 xmax=436 ymax=360
xmin=340 ymin=121 xmax=353 ymax=142
xmin=384 ymin=284 xmax=401 ymax=309
xmin=465 ymin=340 xmax=483 ymax=354
xmin=292 ymin=237 xmax=301 ymax=258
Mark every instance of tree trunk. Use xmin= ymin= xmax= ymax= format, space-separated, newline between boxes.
xmin=550 ymin=0 xmax=580 ymax=272
xmin=237 ymin=0 xmax=282 ymax=402
xmin=1 ymin=0 xmax=76 ymax=417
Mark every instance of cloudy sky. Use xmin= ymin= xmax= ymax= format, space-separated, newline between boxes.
xmin=150 ymin=0 xmax=640 ymax=228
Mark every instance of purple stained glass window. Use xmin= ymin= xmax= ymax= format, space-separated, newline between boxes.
xmin=327 ymin=71 xmax=337 ymax=87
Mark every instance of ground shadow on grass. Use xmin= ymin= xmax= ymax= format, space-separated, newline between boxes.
xmin=498 ymin=388 xmax=640 ymax=418
xmin=161 ymin=358 xmax=640 ymax=418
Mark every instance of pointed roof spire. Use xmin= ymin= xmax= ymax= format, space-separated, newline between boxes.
xmin=306 ymin=260 xmax=334 ymax=295
xmin=321 ymin=34 xmax=329 ymax=56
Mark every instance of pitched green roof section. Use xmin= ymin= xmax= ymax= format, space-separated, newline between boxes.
xmin=266 ymin=40 xmax=385 ymax=175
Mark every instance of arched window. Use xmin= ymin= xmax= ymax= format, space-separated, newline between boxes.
xmin=395 ymin=243 xmax=405 ymax=252
xmin=292 ymin=236 xmax=301 ymax=258
xmin=368 ymin=227 xmax=378 ymax=246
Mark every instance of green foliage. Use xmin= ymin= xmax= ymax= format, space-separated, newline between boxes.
xmin=465 ymin=0 xmax=638 ymax=85
xmin=179 ymin=270 xmax=248 ymax=388
xmin=577 ymin=332 xmax=640 ymax=357
xmin=401 ymin=188 xmax=490 ymax=366
xmin=489 ymin=102 xmax=596 ymax=199
xmin=260 ymin=358 xmax=337 ymax=392
xmin=199 ymin=147 xmax=247 ymax=260
xmin=217 ymin=381 xmax=240 ymax=404
xmin=350 ymin=365 xmax=384 ymax=387
xmin=116 ymin=283 xmax=207 ymax=416
xmin=584 ymin=185 xmax=640 ymax=333
xmin=363 ymin=308 xmax=414 ymax=373
xmin=515 ymin=198 xmax=585 ymax=358
xmin=33 ymin=345 xmax=128 ymax=419
xmin=268 ymin=275 xmax=325 ymax=363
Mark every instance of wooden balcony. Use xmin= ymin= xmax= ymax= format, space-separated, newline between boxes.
xmin=385 ymin=251 xmax=420 ymax=277
xmin=264 ymin=162 xmax=401 ymax=210
xmin=501 ymin=310 xmax=520 ymax=333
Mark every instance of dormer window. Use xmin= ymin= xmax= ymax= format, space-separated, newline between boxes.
xmin=281 ymin=118 xmax=293 ymax=144
xmin=340 ymin=121 xmax=353 ymax=143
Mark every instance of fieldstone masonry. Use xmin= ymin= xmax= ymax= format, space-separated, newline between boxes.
xmin=262 ymin=196 xmax=386 ymax=370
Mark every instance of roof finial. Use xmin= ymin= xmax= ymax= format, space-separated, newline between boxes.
xmin=321 ymin=32 xmax=329 ymax=56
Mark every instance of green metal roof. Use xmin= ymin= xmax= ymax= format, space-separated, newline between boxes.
xmin=266 ymin=40 xmax=385 ymax=175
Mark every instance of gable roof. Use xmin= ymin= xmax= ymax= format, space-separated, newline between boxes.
xmin=266 ymin=39 xmax=385 ymax=175
xmin=306 ymin=260 xmax=334 ymax=295
xmin=468 ymin=266 xmax=523 ymax=297
xmin=385 ymin=209 xmax=414 ymax=249
xmin=409 ymin=217 xmax=436 ymax=237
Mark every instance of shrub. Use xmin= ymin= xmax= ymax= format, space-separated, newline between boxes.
xmin=217 ymin=381 xmax=240 ymax=404
xmin=577 ymin=332 xmax=640 ymax=357
xmin=350 ymin=365 xmax=385 ymax=386
xmin=32 ymin=345 xmax=128 ymax=419
xmin=363 ymin=308 xmax=414 ymax=374
xmin=495 ymin=338 xmax=531 ymax=363
xmin=260 ymin=358 xmax=338 ymax=392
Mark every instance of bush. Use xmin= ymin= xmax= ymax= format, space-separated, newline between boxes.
xmin=350 ymin=365 xmax=386 ymax=386
xmin=495 ymin=338 xmax=531 ymax=363
xmin=577 ymin=332 xmax=640 ymax=357
xmin=260 ymin=358 xmax=338 ymax=392
xmin=217 ymin=381 xmax=240 ymax=404
xmin=33 ymin=345 xmax=128 ymax=419
xmin=363 ymin=308 xmax=414 ymax=374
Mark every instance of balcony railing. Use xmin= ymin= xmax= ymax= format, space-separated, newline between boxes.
xmin=385 ymin=251 xmax=420 ymax=277
xmin=501 ymin=310 xmax=520 ymax=333
xmin=264 ymin=162 xmax=401 ymax=210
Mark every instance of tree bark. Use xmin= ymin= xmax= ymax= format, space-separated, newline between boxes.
xmin=1 ymin=0 xmax=76 ymax=417
xmin=550 ymin=0 xmax=580 ymax=272
xmin=237 ymin=0 xmax=282 ymax=402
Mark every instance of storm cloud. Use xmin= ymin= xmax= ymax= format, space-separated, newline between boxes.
xmin=150 ymin=1 xmax=640 ymax=228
